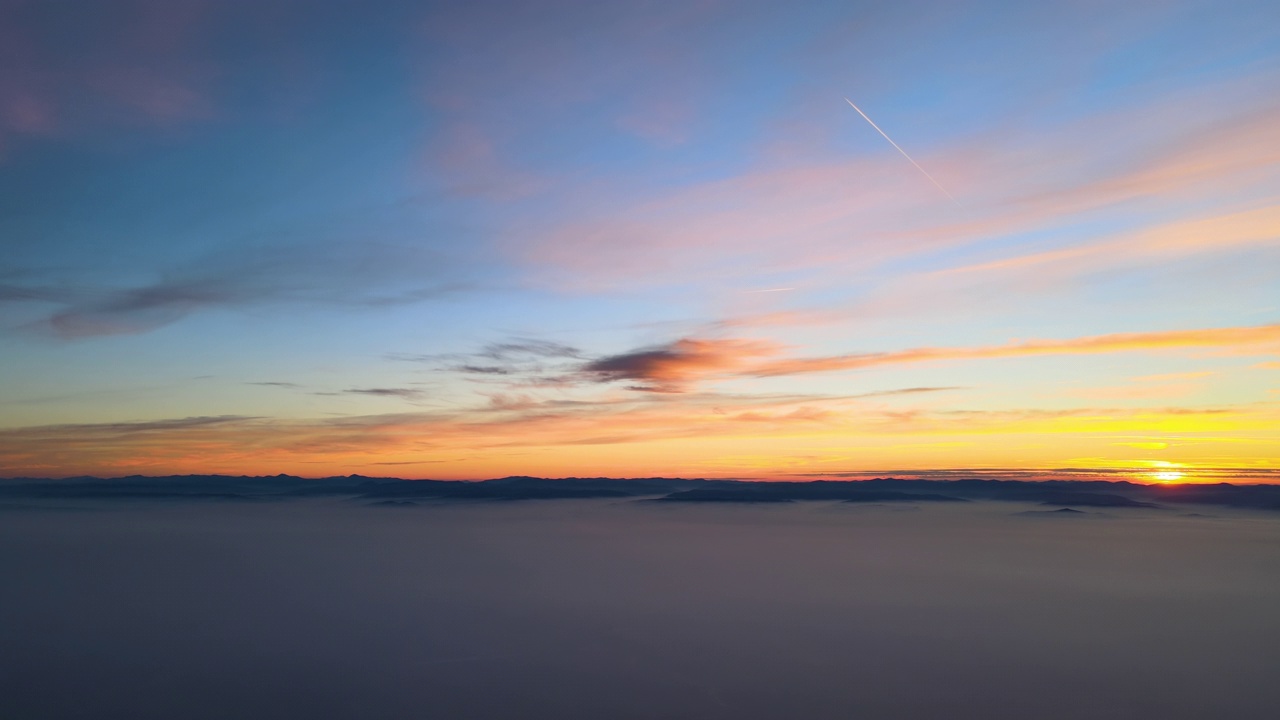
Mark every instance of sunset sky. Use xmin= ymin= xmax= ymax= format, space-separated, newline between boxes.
xmin=1 ymin=0 xmax=1277 ymax=481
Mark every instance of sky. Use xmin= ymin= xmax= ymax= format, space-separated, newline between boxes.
xmin=0 ymin=0 xmax=1277 ymax=481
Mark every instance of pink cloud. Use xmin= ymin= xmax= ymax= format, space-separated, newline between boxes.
xmin=514 ymin=76 xmax=1280 ymax=291
xmin=616 ymin=95 xmax=696 ymax=148
xmin=583 ymin=337 xmax=783 ymax=392
xmin=426 ymin=121 xmax=549 ymax=199
xmin=578 ymin=322 xmax=1280 ymax=392
xmin=415 ymin=1 xmax=725 ymax=193
xmin=0 ymin=0 xmax=318 ymax=150
xmin=750 ymin=323 xmax=1280 ymax=378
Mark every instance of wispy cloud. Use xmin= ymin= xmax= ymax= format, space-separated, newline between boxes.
xmin=1133 ymin=371 xmax=1217 ymax=382
xmin=0 ymin=1 xmax=421 ymax=152
xmin=0 ymin=0 xmax=216 ymax=148
xmin=0 ymin=283 xmax=65 ymax=303
xmin=576 ymin=323 xmax=1279 ymax=392
xmin=750 ymin=323 xmax=1280 ymax=378
xmin=582 ymin=338 xmax=782 ymax=392
xmin=936 ymin=203 xmax=1280 ymax=283
xmin=417 ymin=0 xmax=724 ymax=194
xmin=39 ymin=415 xmax=253 ymax=434
xmin=517 ymin=82 xmax=1280 ymax=292
xmin=477 ymin=339 xmax=583 ymax=361
xmin=392 ymin=338 xmax=582 ymax=365
xmin=853 ymin=386 xmax=967 ymax=399
xmin=803 ymin=467 xmax=1280 ymax=482
xmin=392 ymin=337 xmax=585 ymax=386
xmin=13 ymin=239 xmax=469 ymax=338
xmin=2 ymin=400 xmax=1274 ymax=480
xmin=343 ymin=388 xmax=425 ymax=401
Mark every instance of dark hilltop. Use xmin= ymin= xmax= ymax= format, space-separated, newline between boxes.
xmin=2 ymin=475 xmax=1279 ymax=512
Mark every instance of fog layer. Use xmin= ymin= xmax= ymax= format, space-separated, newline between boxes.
xmin=2 ymin=499 xmax=1278 ymax=719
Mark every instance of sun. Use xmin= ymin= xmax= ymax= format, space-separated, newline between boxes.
xmin=1151 ymin=470 xmax=1185 ymax=483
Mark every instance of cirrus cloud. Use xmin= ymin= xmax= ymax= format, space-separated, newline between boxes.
xmin=578 ymin=322 xmax=1280 ymax=392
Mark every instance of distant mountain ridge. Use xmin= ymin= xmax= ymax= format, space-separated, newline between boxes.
xmin=2 ymin=474 xmax=1279 ymax=511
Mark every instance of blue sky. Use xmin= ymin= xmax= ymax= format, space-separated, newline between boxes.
xmin=1 ymin=0 xmax=1278 ymax=479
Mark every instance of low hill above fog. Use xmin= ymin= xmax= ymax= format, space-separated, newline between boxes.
xmin=3 ymin=475 xmax=1279 ymax=512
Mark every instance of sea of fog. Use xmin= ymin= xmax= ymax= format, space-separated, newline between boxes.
xmin=2 ymin=498 xmax=1278 ymax=719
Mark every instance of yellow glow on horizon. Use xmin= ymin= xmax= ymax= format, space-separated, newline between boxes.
xmin=1 ymin=395 xmax=1276 ymax=482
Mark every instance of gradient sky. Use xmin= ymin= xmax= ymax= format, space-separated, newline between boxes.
xmin=1 ymin=0 xmax=1277 ymax=481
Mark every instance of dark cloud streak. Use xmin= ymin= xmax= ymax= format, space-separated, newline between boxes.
xmin=11 ymin=239 xmax=471 ymax=339
xmin=343 ymin=388 xmax=425 ymax=400
xmin=477 ymin=339 xmax=582 ymax=361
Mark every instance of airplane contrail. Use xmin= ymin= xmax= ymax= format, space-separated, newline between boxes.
xmin=844 ymin=97 xmax=961 ymax=206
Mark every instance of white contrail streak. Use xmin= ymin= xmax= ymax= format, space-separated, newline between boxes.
xmin=844 ymin=97 xmax=960 ymax=206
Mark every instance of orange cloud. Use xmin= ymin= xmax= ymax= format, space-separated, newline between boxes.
xmin=750 ymin=323 xmax=1280 ymax=378
xmin=1133 ymin=371 xmax=1217 ymax=382
xmin=1066 ymin=384 xmax=1198 ymax=401
xmin=2 ymin=398 xmax=1275 ymax=481
xmin=582 ymin=337 xmax=782 ymax=392
xmin=571 ymin=323 xmax=1278 ymax=393
xmin=940 ymin=203 xmax=1280 ymax=281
